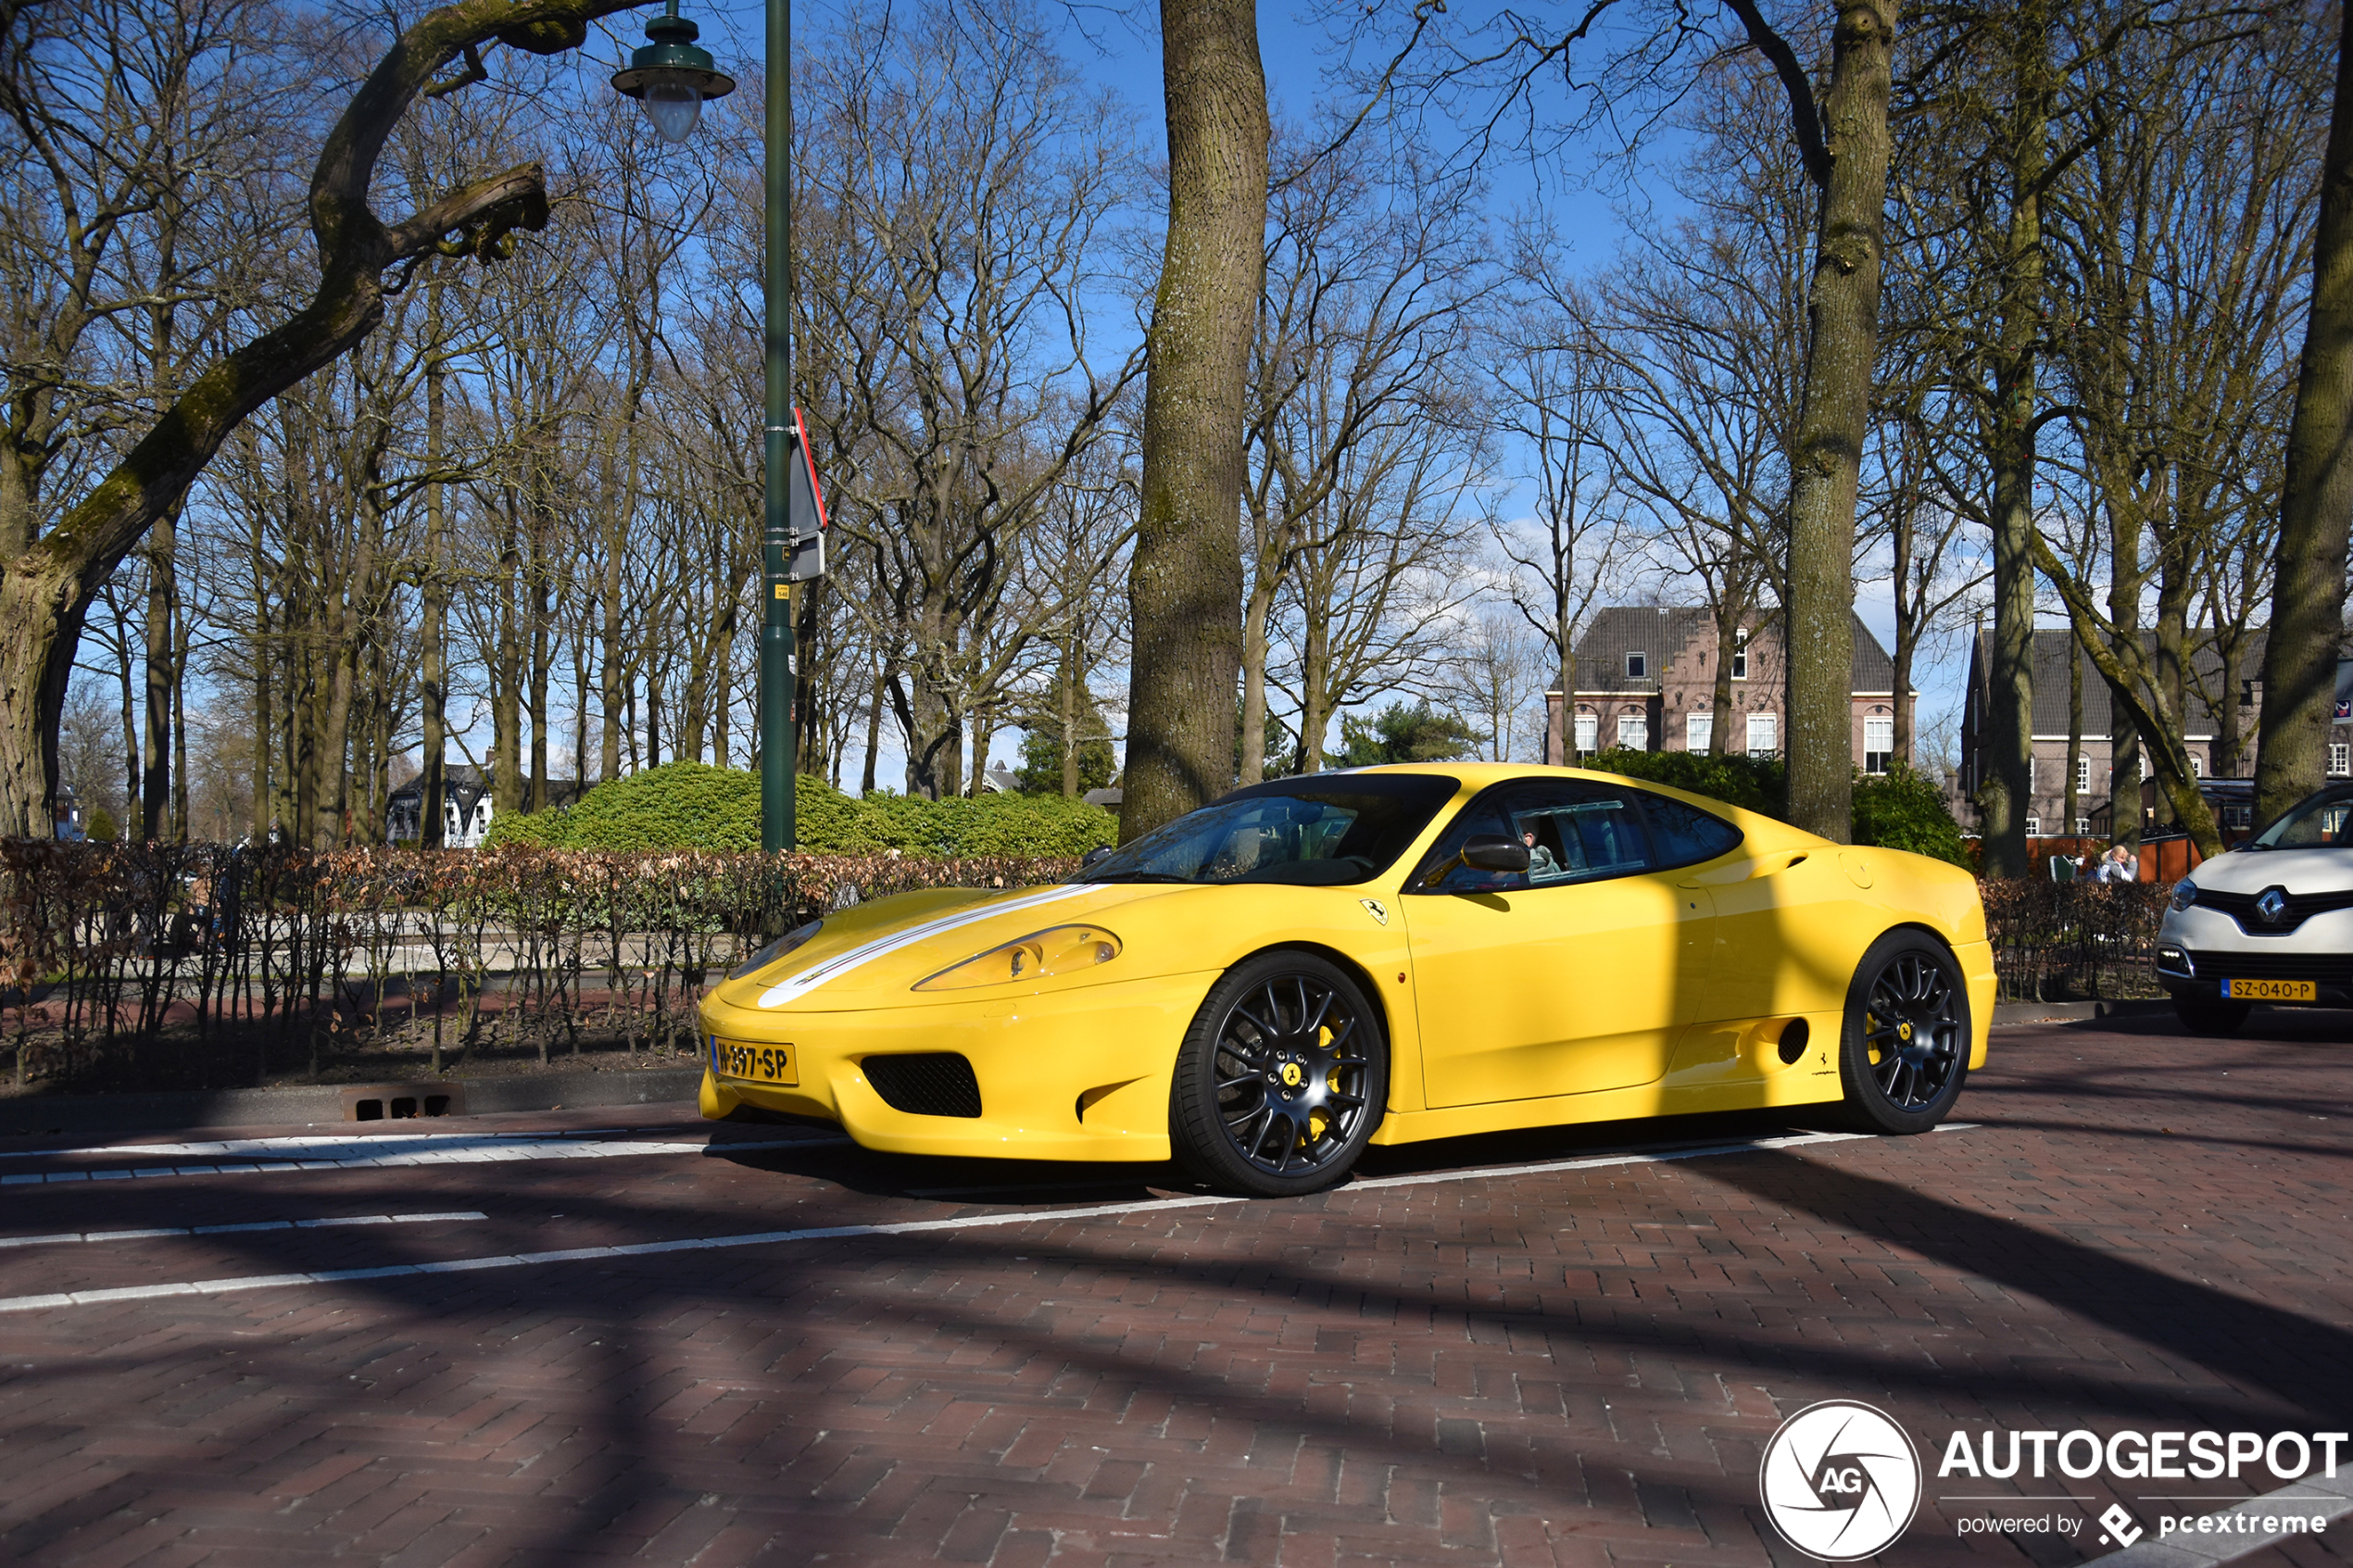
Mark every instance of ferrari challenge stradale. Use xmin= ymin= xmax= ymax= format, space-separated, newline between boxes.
xmin=698 ymin=764 xmax=1994 ymax=1196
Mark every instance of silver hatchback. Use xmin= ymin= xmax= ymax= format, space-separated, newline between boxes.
xmin=2157 ymin=784 xmax=2353 ymax=1034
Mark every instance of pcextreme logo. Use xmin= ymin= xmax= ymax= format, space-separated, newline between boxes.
xmin=1759 ymin=1400 xmax=1923 ymax=1561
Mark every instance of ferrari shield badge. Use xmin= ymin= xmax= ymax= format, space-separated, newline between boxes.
xmin=1359 ymin=898 xmax=1389 ymax=926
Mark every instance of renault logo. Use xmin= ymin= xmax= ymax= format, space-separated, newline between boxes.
xmin=2257 ymin=886 xmax=2290 ymax=924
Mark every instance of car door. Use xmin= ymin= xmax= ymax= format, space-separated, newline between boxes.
xmin=1400 ymin=779 xmax=1724 ymax=1107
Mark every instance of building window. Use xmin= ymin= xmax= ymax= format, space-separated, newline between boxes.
xmin=2075 ymin=755 xmax=2091 ymax=793
xmin=2024 ymin=816 xmax=2042 ymax=838
xmin=2190 ymin=754 xmax=2204 ymax=778
xmin=2075 ymin=816 xmax=2090 ymax=834
xmin=1731 ymin=638 xmax=1748 ymax=681
xmin=1863 ymin=716 xmax=1894 ymax=774
xmin=1626 ymin=651 xmax=1647 ymax=681
xmin=1745 ymin=712 xmax=1777 ymax=755
xmin=1574 ymin=710 xmax=1598 ymax=754
xmin=1687 ymin=711 xmax=1712 ymax=752
xmin=2332 ymin=742 xmax=2349 ymax=777
xmin=1617 ymin=713 xmax=1648 ymax=750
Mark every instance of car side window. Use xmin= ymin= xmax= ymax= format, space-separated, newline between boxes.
xmin=1630 ymin=791 xmax=1743 ymax=869
xmin=1410 ymin=781 xmax=1657 ymax=895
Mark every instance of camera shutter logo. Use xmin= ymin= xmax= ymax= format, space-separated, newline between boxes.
xmin=1758 ymin=1399 xmax=1922 ymax=1561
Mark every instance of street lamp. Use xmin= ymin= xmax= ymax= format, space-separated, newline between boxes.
xmin=610 ymin=2 xmax=736 ymax=144
xmin=613 ymin=0 xmax=807 ymax=854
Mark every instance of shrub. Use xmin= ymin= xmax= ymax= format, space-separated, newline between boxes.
xmin=484 ymin=761 xmax=761 ymax=851
xmin=1850 ymin=765 xmax=1971 ymax=867
xmin=484 ymin=763 xmax=1115 ymax=857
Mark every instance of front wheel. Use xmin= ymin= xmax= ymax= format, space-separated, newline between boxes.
xmin=1169 ymin=952 xmax=1388 ymax=1197
xmin=2172 ymin=994 xmax=2249 ymax=1036
xmin=1840 ymin=932 xmax=1969 ymax=1134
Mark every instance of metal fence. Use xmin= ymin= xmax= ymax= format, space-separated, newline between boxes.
xmin=0 ymin=841 xmax=1079 ymax=1092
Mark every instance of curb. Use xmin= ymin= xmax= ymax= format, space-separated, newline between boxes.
xmin=1992 ymin=999 xmax=2171 ymax=1026
xmin=0 ymin=1065 xmax=706 ymax=1140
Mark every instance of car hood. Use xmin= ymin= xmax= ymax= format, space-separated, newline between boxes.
xmin=708 ymin=880 xmax=1220 ymax=1014
xmin=2184 ymin=847 xmax=2353 ymax=896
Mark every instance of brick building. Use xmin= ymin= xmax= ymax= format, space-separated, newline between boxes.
xmin=1541 ymin=607 xmax=1916 ymax=771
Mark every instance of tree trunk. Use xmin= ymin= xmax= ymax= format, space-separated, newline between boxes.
xmin=2108 ymin=505 xmax=2143 ymax=848
xmin=1121 ymin=0 xmax=1267 ymax=839
xmin=1778 ymin=0 xmax=1898 ymax=844
xmin=420 ymin=304 xmax=447 ymax=849
xmin=2153 ymin=564 xmax=2191 ymax=824
xmin=1976 ymin=6 xmax=2047 ymax=880
xmin=1237 ymin=571 xmax=1277 ymax=786
xmin=142 ymin=515 xmax=175 ymax=840
xmin=1890 ymin=493 xmax=1916 ymax=767
xmin=2259 ymin=2 xmax=2353 ymax=827
xmin=1060 ymin=632 xmax=1081 ymax=797
xmin=2065 ymin=633 xmax=2082 ymax=835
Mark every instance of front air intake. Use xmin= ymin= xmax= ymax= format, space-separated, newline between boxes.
xmin=863 ymin=1053 xmax=984 ymax=1118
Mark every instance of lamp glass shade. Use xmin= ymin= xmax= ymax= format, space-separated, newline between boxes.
xmin=642 ymin=77 xmax=702 ymax=144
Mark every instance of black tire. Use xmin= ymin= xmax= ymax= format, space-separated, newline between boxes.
xmin=1169 ymin=952 xmax=1387 ymax=1198
xmin=2172 ymin=994 xmax=2250 ymax=1036
xmin=1839 ymin=931 xmax=1970 ymax=1135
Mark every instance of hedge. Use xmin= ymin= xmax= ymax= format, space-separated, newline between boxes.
xmin=484 ymin=762 xmax=1118 ymax=858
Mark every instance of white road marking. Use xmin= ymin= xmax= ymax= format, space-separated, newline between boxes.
xmin=0 ymin=1123 xmax=1964 ymax=1314
xmin=0 ymin=1211 xmax=487 ymax=1248
xmin=755 ymin=884 xmax=1100 ymax=1008
xmin=0 ymin=1135 xmax=837 ymax=1186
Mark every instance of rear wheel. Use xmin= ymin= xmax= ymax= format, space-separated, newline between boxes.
xmin=2172 ymin=994 xmax=2250 ymax=1036
xmin=1840 ymin=933 xmax=1969 ymax=1134
xmin=1169 ymin=952 xmax=1387 ymax=1198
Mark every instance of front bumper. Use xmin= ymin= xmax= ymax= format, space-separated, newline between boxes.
xmin=697 ymin=969 xmax=1221 ymax=1161
xmin=2157 ymin=908 xmax=2353 ymax=1006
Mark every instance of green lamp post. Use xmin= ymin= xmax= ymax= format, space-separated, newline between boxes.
xmin=614 ymin=0 xmax=801 ymax=852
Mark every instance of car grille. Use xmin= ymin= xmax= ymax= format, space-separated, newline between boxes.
xmin=862 ymin=1053 xmax=984 ymax=1118
xmin=2183 ymin=948 xmax=2353 ymax=985
xmin=2193 ymin=886 xmax=2353 ymax=935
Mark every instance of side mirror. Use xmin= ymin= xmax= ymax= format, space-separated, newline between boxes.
xmin=1081 ymin=846 xmax=1114 ymax=867
xmin=1459 ymin=834 xmax=1531 ymax=873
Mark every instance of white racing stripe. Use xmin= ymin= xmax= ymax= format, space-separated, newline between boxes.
xmin=0 ymin=1123 xmax=1960 ymax=1314
xmin=0 ymin=1211 xmax=487 ymax=1248
xmin=0 ymin=1135 xmax=840 ymax=1186
xmin=755 ymin=884 xmax=1101 ymax=1009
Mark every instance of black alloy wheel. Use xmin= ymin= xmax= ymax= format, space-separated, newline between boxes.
xmin=1170 ymin=952 xmax=1387 ymax=1197
xmin=1841 ymin=932 xmax=1969 ymax=1134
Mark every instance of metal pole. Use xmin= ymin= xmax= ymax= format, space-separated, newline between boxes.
xmin=760 ymin=0 xmax=794 ymax=850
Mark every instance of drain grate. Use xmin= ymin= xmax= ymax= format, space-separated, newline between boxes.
xmin=339 ymin=1082 xmax=467 ymax=1122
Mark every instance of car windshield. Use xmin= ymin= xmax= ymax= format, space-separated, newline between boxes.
xmin=2250 ymin=786 xmax=2353 ymax=849
xmin=1077 ymin=774 xmax=1461 ymax=887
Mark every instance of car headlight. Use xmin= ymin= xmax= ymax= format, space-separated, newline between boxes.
xmin=913 ymin=925 xmax=1121 ymax=991
xmin=727 ymin=918 xmax=824 ymax=980
xmin=2169 ymin=882 xmax=2198 ymax=913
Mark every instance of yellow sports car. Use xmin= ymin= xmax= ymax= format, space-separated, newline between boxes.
xmin=698 ymin=764 xmax=1994 ymax=1195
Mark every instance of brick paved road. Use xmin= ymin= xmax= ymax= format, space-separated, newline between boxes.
xmin=0 ymin=1010 xmax=2347 ymax=1567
